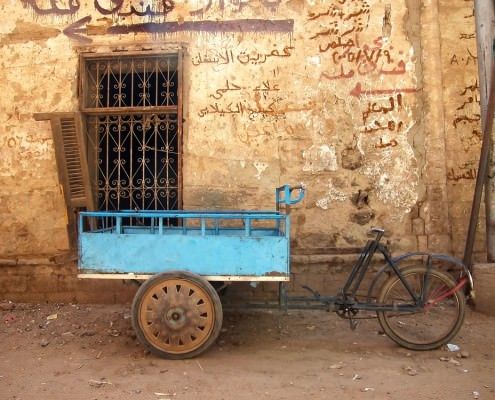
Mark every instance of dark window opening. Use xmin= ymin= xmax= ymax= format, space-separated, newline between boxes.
xmin=88 ymin=113 xmax=179 ymax=212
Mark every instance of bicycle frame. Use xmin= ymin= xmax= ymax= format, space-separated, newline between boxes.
xmin=282 ymin=230 xmax=472 ymax=314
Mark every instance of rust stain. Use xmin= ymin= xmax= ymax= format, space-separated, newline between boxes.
xmin=265 ymin=271 xmax=287 ymax=277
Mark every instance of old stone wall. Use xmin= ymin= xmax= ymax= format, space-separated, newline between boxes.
xmin=0 ymin=0 xmax=485 ymax=302
xmin=439 ymin=0 xmax=485 ymax=257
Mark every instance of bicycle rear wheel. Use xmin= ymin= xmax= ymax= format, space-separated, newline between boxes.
xmin=377 ymin=266 xmax=465 ymax=350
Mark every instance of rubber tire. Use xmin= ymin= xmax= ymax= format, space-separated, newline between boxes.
xmin=377 ymin=266 xmax=465 ymax=351
xmin=131 ymin=270 xmax=223 ymax=359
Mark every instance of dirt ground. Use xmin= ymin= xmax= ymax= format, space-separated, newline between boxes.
xmin=0 ymin=302 xmax=494 ymax=400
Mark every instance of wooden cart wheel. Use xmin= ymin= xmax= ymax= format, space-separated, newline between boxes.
xmin=131 ymin=271 xmax=223 ymax=359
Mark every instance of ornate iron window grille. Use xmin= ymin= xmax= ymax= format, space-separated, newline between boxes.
xmin=81 ymin=53 xmax=181 ymax=214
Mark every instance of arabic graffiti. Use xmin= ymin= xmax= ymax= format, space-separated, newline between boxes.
xmin=450 ymin=48 xmax=477 ymax=66
xmin=362 ymin=94 xmax=403 ymax=124
xmin=447 ymin=167 xmax=477 ymax=182
xmin=23 ymin=0 xmax=283 ymax=18
xmin=197 ymin=79 xmax=314 ymax=121
xmin=374 ymin=137 xmax=398 ymax=149
xmin=459 ymin=33 xmax=475 ymax=40
xmin=94 ymin=0 xmax=175 ymax=18
xmin=452 ymin=80 xmax=482 ymax=151
xmin=0 ymin=133 xmax=53 ymax=161
xmin=191 ymin=46 xmax=294 ymax=66
xmin=189 ymin=0 xmax=283 ymax=17
xmin=307 ymin=1 xmax=409 ymax=81
xmin=321 ymin=58 xmax=406 ymax=80
xmin=308 ymin=0 xmax=371 ymax=45
xmin=22 ymin=0 xmax=80 ymax=15
xmin=64 ymin=16 xmax=294 ymax=42
xmin=358 ymin=93 xmax=409 ymax=147
xmin=207 ymin=79 xmax=280 ymax=100
xmin=453 ymin=81 xmax=480 ymax=129
xmin=23 ymin=0 xmax=294 ymax=42
xmin=317 ymin=35 xmax=407 ymax=80
xmin=350 ymin=83 xmax=417 ymax=98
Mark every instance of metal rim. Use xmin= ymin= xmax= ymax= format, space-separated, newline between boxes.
xmin=137 ymin=277 xmax=216 ymax=355
xmin=380 ymin=269 xmax=462 ymax=346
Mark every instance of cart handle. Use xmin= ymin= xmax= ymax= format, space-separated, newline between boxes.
xmin=276 ymin=184 xmax=306 ymax=209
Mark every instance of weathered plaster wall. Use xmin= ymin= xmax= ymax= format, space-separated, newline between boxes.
xmin=0 ymin=0 xmax=482 ymax=269
xmin=438 ymin=0 xmax=484 ymax=257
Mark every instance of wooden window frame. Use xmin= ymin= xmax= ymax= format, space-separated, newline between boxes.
xmin=35 ymin=48 xmax=184 ymax=248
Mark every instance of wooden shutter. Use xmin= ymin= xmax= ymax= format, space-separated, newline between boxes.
xmin=34 ymin=112 xmax=96 ymax=211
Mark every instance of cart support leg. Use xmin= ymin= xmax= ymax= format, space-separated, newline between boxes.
xmin=278 ymin=282 xmax=288 ymax=314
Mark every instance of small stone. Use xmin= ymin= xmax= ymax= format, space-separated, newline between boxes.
xmin=473 ymin=391 xmax=480 ymax=399
xmin=89 ymin=379 xmax=111 ymax=388
xmin=81 ymin=330 xmax=96 ymax=337
xmin=449 ymin=358 xmax=461 ymax=366
xmin=446 ymin=343 xmax=460 ymax=352
xmin=405 ymin=367 xmax=418 ymax=376
xmin=40 ymin=338 xmax=50 ymax=347
xmin=460 ymin=351 xmax=470 ymax=359
xmin=439 ymin=357 xmax=450 ymax=361
xmin=352 ymin=374 xmax=362 ymax=380
xmin=329 ymin=363 xmax=343 ymax=369
xmin=361 ymin=387 xmax=375 ymax=392
xmin=46 ymin=313 xmax=58 ymax=321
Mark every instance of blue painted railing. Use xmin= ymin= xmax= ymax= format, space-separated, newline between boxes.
xmin=78 ymin=185 xmax=305 ymax=278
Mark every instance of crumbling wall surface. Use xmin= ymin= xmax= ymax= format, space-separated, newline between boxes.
xmin=0 ymin=22 xmax=75 ymax=255
xmin=0 ymin=1 xmax=481 ymax=301
xmin=438 ymin=0 xmax=485 ymax=260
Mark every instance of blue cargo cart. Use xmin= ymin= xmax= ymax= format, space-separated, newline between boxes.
xmin=79 ymin=184 xmax=472 ymax=358
xmin=78 ymin=184 xmax=305 ymax=359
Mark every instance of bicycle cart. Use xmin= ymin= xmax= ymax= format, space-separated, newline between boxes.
xmin=78 ymin=185 xmax=473 ymax=359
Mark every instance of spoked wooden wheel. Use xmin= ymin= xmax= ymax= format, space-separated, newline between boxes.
xmin=132 ymin=271 xmax=223 ymax=359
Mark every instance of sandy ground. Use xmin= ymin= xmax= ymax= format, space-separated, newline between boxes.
xmin=0 ymin=302 xmax=494 ymax=400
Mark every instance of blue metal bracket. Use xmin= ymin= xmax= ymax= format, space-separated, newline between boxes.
xmin=276 ymin=184 xmax=306 ymax=210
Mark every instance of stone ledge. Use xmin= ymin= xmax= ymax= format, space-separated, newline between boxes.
xmin=0 ymin=252 xmax=75 ymax=267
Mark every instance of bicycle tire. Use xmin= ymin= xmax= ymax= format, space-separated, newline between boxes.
xmin=377 ymin=265 xmax=465 ymax=350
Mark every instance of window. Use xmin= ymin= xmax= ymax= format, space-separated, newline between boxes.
xmin=35 ymin=50 xmax=183 ymax=247
xmin=81 ymin=52 xmax=182 ymax=212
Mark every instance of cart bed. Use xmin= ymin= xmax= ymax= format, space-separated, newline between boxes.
xmin=78 ymin=210 xmax=290 ymax=281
